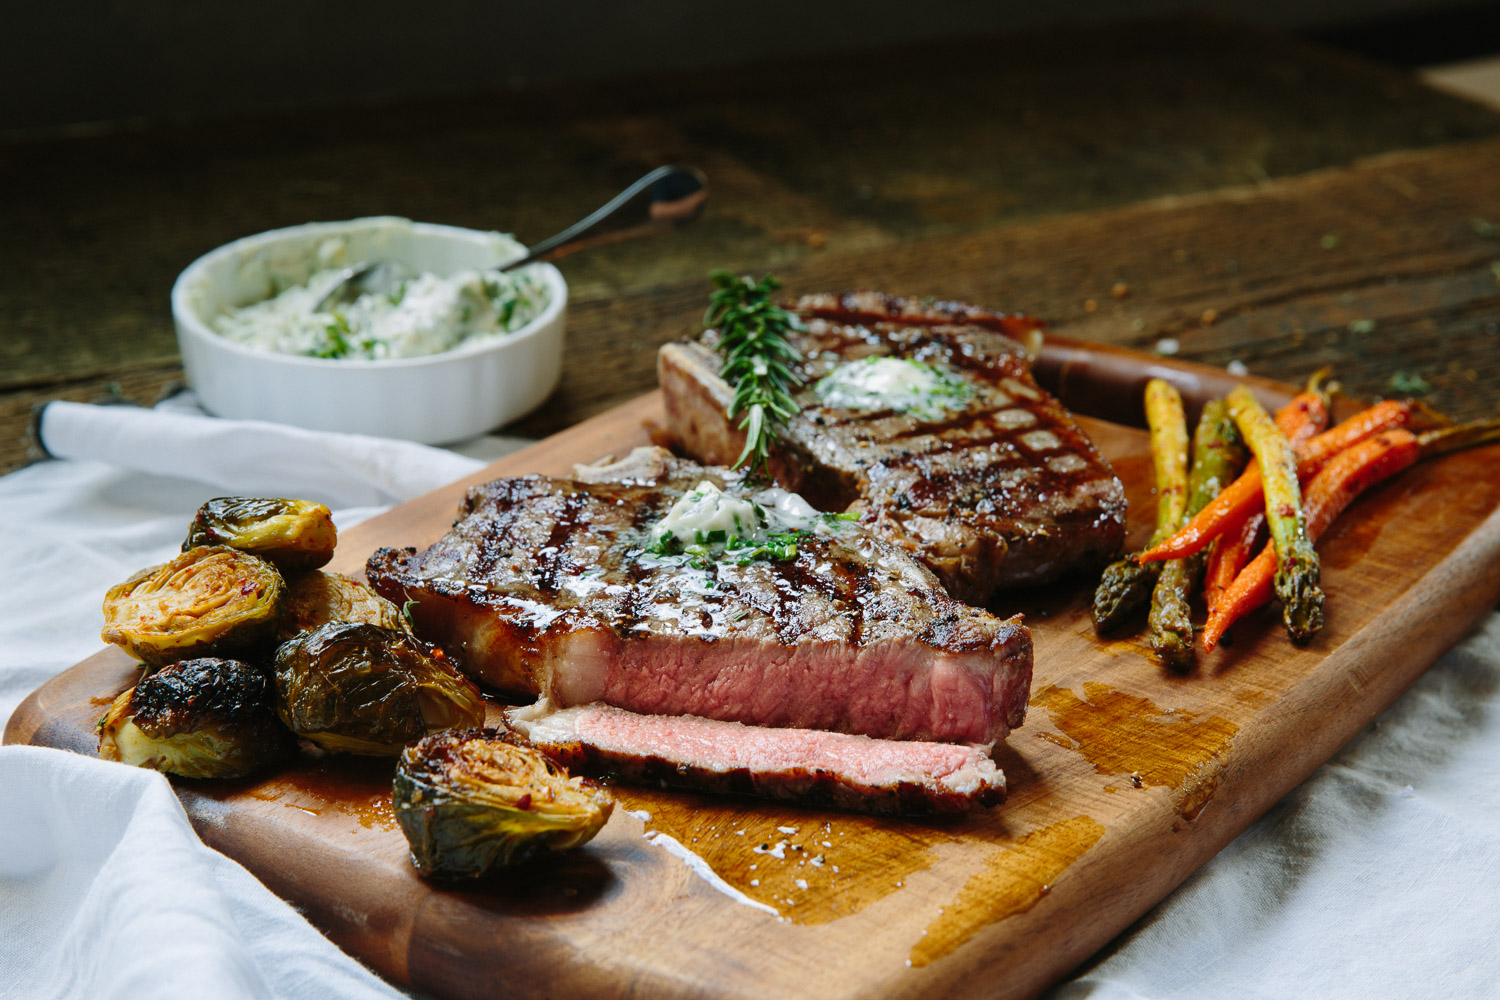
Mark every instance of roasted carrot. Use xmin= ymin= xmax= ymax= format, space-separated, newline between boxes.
xmin=1093 ymin=379 xmax=1188 ymax=630
xmin=1204 ymin=511 xmax=1264 ymax=615
xmin=1294 ymin=398 xmax=1414 ymax=478
xmin=1305 ymin=431 xmax=1422 ymax=533
xmin=1149 ymin=398 xmax=1246 ymax=670
xmin=1201 ymin=430 xmax=1420 ymax=650
xmin=1226 ymin=385 xmax=1324 ymax=643
xmin=1280 ymin=367 xmax=1335 ymax=447
xmin=1140 ymin=397 xmax=1415 ymax=564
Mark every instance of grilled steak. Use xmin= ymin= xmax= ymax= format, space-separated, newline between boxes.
xmin=366 ymin=447 xmax=1031 ymax=746
xmin=659 ymin=291 xmax=1127 ymax=604
xmin=509 ymin=702 xmax=1006 ymax=816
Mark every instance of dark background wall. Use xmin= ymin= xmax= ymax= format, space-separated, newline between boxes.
xmin=3 ymin=0 xmax=1482 ymax=135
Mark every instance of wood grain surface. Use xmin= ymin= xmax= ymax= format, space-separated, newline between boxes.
xmin=6 ymin=15 xmax=1500 ymax=474
xmin=10 ymin=344 xmax=1500 ymax=1000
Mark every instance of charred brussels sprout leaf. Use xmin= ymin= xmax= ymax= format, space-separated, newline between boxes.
xmin=273 ymin=622 xmax=484 ymax=755
xmin=101 ymin=546 xmax=284 ymax=667
xmin=97 ymin=657 xmax=296 ymax=778
xmin=394 ymin=727 xmax=614 ymax=877
xmin=184 ymin=497 xmax=337 ymax=572
xmin=275 ymin=571 xmax=406 ymax=642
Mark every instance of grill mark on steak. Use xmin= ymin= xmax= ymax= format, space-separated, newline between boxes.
xmin=658 ymin=293 xmax=1126 ymax=604
xmin=366 ymin=448 xmax=1032 ymax=746
xmin=510 ymin=702 xmax=1006 ymax=816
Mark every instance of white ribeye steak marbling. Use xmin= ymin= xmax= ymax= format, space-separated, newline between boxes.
xmin=659 ymin=292 xmax=1127 ymax=605
xmin=367 ymin=448 xmax=1031 ymax=746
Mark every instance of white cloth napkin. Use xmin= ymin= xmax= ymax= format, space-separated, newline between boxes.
xmin=1 ymin=397 xmax=489 ymax=999
xmin=0 ymin=746 xmax=402 ymax=1000
xmin=37 ymin=398 xmax=485 ymax=509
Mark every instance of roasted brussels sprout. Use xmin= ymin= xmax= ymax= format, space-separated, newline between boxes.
xmin=184 ymin=497 xmax=337 ymax=572
xmin=101 ymin=545 xmax=284 ymax=667
xmin=97 ymin=657 xmax=297 ymax=778
xmin=394 ymin=727 xmax=614 ymax=877
xmin=273 ymin=622 xmax=484 ymax=755
xmin=275 ymin=570 xmax=406 ymax=642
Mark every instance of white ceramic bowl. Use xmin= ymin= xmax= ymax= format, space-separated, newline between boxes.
xmin=171 ymin=216 xmax=567 ymax=444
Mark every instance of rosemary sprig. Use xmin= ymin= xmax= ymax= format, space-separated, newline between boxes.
xmin=705 ymin=270 xmax=803 ymax=476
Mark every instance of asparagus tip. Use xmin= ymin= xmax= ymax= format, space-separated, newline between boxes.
xmin=1283 ymin=581 xmax=1326 ymax=644
xmin=1092 ymin=557 xmax=1157 ymax=632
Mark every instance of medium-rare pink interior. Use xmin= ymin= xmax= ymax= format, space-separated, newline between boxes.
xmin=548 ymin=631 xmax=1025 ymax=745
xmin=512 ymin=702 xmax=1006 ymax=815
xmin=569 ymin=705 xmax=987 ymax=784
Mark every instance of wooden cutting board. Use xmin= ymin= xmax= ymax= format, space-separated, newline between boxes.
xmin=9 ymin=341 xmax=1500 ymax=1000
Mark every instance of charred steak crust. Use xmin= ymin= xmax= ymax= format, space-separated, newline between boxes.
xmin=366 ymin=451 xmax=1032 ymax=746
xmin=658 ymin=293 xmax=1126 ymax=603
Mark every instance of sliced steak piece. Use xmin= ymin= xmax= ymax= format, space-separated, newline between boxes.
xmin=509 ymin=702 xmax=1005 ymax=816
xmin=366 ymin=448 xmax=1031 ymax=745
xmin=658 ymin=292 xmax=1127 ymax=604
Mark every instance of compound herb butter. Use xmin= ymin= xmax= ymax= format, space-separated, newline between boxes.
xmin=213 ymin=235 xmax=551 ymax=361
xmin=813 ymin=357 xmax=973 ymax=419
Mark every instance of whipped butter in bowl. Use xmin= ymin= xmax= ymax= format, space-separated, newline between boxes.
xmin=172 ymin=217 xmax=568 ymax=443
xmin=212 ymin=238 xmax=552 ymax=361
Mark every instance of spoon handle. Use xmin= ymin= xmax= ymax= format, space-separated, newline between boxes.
xmin=499 ymin=165 xmax=708 ymax=271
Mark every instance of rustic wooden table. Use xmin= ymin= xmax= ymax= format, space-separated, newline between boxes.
xmin=3 ymin=14 xmax=1498 ymax=473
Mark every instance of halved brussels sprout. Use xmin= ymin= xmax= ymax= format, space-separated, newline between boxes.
xmin=184 ymin=497 xmax=337 ymax=572
xmin=394 ymin=727 xmax=614 ymax=877
xmin=101 ymin=545 xmax=284 ymax=667
xmin=276 ymin=570 xmax=406 ymax=642
xmin=273 ymin=621 xmax=484 ymax=756
xmin=98 ymin=657 xmax=297 ymax=779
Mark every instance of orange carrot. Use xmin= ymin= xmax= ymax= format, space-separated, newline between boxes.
xmin=1201 ymin=430 xmax=1421 ymax=651
xmin=1204 ymin=511 xmax=1264 ymax=615
xmin=1279 ymin=367 xmax=1334 ymax=447
xmin=1144 ymin=467 xmax=1264 ymax=564
xmin=1140 ymin=397 xmax=1414 ymax=564
xmin=1294 ymin=398 xmax=1413 ymax=479
xmin=1303 ymin=431 xmax=1421 ymax=536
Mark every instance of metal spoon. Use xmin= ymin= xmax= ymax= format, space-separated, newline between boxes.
xmin=313 ymin=164 xmax=708 ymax=311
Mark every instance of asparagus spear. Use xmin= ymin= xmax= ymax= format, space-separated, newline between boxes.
xmin=1093 ymin=379 xmax=1188 ymax=631
xmin=1149 ymin=398 xmax=1246 ymax=670
xmin=1225 ymin=385 xmax=1324 ymax=643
